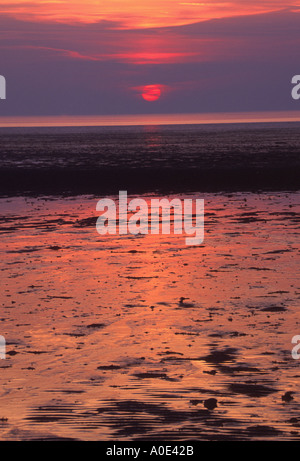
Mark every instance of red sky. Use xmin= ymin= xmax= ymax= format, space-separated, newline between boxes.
xmin=0 ymin=1 xmax=300 ymax=119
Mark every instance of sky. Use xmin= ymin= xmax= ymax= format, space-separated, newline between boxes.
xmin=0 ymin=1 xmax=300 ymax=120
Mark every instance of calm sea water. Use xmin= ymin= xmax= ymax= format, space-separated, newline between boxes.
xmin=0 ymin=122 xmax=299 ymax=195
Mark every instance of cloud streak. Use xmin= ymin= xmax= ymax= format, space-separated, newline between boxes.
xmin=1 ymin=10 xmax=299 ymax=66
xmin=1 ymin=1 xmax=299 ymax=28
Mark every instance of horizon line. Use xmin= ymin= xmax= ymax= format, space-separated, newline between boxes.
xmin=0 ymin=111 xmax=299 ymax=128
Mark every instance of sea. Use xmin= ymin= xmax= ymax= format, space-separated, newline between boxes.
xmin=0 ymin=122 xmax=299 ymax=196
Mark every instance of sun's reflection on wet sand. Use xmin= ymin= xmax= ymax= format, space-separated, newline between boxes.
xmin=0 ymin=192 xmax=299 ymax=440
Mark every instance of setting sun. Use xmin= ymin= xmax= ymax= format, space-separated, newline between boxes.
xmin=141 ymin=85 xmax=162 ymax=102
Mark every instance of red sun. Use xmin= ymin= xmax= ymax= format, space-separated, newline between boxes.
xmin=141 ymin=85 xmax=162 ymax=101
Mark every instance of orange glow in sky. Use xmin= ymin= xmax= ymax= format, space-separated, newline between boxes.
xmin=0 ymin=112 xmax=299 ymax=128
xmin=0 ymin=1 xmax=298 ymax=28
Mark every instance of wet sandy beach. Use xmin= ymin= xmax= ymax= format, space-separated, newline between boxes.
xmin=0 ymin=191 xmax=299 ymax=440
